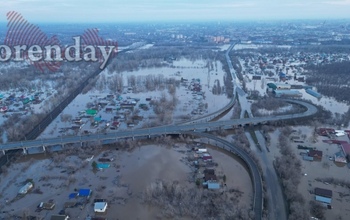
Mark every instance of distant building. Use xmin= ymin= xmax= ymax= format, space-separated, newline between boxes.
xmin=252 ymin=75 xmax=262 ymax=80
xmin=274 ymin=90 xmax=302 ymax=98
xmin=296 ymin=77 xmax=305 ymax=82
xmin=279 ymin=72 xmax=286 ymax=81
xmin=275 ymin=83 xmax=291 ymax=90
xmin=267 ymin=83 xmax=277 ymax=90
xmin=267 ymin=83 xmax=292 ymax=91
xmin=306 ymin=89 xmax=322 ymax=98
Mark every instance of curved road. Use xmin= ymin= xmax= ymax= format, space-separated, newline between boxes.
xmin=180 ymin=43 xmax=237 ymax=124
xmin=0 ymin=99 xmax=317 ymax=151
xmin=187 ymin=131 xmax=263 ymax=220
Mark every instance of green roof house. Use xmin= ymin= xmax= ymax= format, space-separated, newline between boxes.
xmin=85 ymin=109 xmax=97 ymax=116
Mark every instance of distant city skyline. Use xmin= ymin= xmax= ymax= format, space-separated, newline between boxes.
xmin=1 ymin=0 xmax=350 ymax=23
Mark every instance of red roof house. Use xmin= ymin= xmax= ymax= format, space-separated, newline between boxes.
xmin=341 ymin=143 xmax=350 ymax=156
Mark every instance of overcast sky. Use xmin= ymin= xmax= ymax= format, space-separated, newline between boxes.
xmin=1 ymin=0 xmax=350 ymax=23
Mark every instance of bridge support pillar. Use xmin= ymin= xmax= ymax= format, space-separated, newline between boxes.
xmin=23 ymin=148 xmax=27 ymax=155
xmin=2 ymin=150 xmax=5 ymax=155
xmin=148 ymin=135 xmax=150 ymax=139
xmin=42 ymin=146 xmax=46 ymax=152
xmin=80 ymin=142 xmax=83 ymax=147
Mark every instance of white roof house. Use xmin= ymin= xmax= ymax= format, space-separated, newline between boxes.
xmin=94 ymin=202 xmax=107 ymax=213
xmin=18 ymin=182 xmax=33 ymax=194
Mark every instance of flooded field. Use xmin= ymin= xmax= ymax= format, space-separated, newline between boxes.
xmin=0 ymin=141 xmax=253 ymax=219
xmin=38 ymin=58 xmax=230 ymax=139
xmin=267 ymin=126 xmax=350 ymax=219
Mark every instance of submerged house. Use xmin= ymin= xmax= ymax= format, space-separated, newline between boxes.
xmin=308 ymin=150 xmax=323 ymax=160
xmin=50 ymin=215 xmax=69 ymax=220
xmin=78 ymin=189 xmax=92 ymax=198
xmin=18 ymin=182 xmax=33 ymax=194
xmin=314 ymin=187 xmax=332 ymax=204
xmin=94 ymin=202 xmax=108 ymax=213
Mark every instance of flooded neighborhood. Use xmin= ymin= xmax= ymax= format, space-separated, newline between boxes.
xmin=1 ymin=3 xmax=350 ymax=220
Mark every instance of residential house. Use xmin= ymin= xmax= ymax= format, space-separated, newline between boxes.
xmin=308 ymin=150 xmax=323 ymax=160
xmin=50 ymin=215 xmax=69 ymax=220
xmin=18 ymin=182 xmax=33 ymax=194
xmin=315 ymin=187 xmax=333 ymax=204
xmin=204 ymin=173 xmax=217 ymax=182
xmin=94 ymin=202 xmax=108 ymax=213
xmin=78 ymin=189 xmax=92 ymax=198
xmin=202 ymin=153 xmax=212 ymax=161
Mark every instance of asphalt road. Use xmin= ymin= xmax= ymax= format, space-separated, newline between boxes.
xmin=180 ymin=43 xmax=238 ymax=124
xmin=189 ymin=131 xmax=263 ymax=220
xmin=228 ymin=46 xmax=286 ymax=218
xmin=254 ymin=130 xmax=287 ymax=220
xmin=228 ymin=43 xmax=287 ymax=220
xmin=0 ymin=99 xmax=317 ymax=151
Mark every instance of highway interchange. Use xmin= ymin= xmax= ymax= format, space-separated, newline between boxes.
xmin=0 ymin=43 xmax=319 ymax=220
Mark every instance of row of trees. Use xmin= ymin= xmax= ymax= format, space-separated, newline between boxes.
xmin=252 ymin=97 xmax=288 ymax=111
xmin=305 ymin=61 xmax=350 ymax=103
xmin=107 ymin=46 xmax=218 ymax=74
xmin=107 ymin=46 xmax=236 ymax=98
xmin=150 ymin=92 xmax=178 ymax=125
xmin=142 ymin=180 xmax=253 ymax=219
xmin=274 ymin=127 xmax=311 ymax=220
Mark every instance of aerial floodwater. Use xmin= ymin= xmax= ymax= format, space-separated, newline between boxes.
xmin=1 ymin=1 xmax=350 ymax=220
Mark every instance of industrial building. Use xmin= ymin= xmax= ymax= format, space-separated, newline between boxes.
xmin=275 ymin=83 xmax=291 ymax=90
xmin=267 ymin=83 xmax=291 ymax=91
xmin=274 ymin=90 xmax=302 ymax=98
xmin=306 ymin=89 xmax=322 ymax=98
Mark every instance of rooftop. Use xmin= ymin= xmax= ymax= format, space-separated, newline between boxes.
xmin=341 ymin=143 xmax=350 ymax=155
xmin=308 ymin=150 xmax=323 ymax=158
xmin=315 ymin=187 xmax=332 ymax=198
